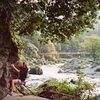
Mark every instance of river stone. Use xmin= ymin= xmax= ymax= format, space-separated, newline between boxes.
xmin=29 ymin=66 xmax=43 ymax=75
xmin=58 ymin=58 xmax=91 ymax=73
xmin=93 ymin=95 xmax=100 ymax=100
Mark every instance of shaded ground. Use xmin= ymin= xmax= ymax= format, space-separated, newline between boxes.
xmin=3 ymin=94 xmax=49 ymax=100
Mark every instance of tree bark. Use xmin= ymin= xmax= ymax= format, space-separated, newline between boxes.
xmin=0 ymin=8 xmax=19 ymax=99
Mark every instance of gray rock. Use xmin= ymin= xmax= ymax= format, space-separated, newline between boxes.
xmin=29 ymin=66 xmax=43 ymax=75
xmin=3 ymin=95 xmax=49 ymax=100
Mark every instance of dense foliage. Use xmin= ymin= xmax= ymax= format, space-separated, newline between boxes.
xmin=13 ymin=33 xmax=59 ymax=62
xmin=0 ymin=0 xmax=100 ymax=42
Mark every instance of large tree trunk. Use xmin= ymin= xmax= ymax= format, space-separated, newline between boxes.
xmin=0 ymin=8 xmax=19 ymax=99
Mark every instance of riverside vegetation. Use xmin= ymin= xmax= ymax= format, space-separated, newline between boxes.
xmin=17 ymin=69 xmax=95 ymax=100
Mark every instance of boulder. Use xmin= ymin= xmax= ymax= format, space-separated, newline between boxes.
xmin=29 ymin=66 xmax=43 ymax=75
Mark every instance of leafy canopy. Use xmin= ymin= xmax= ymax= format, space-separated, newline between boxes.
xmin=1 ymin=0 xmax=100 ymax=42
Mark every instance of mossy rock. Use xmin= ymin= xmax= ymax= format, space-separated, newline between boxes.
xmin=29 ymin=66 xmax=43 ymax=75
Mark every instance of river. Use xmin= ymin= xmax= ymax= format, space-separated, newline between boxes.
xmin=26 ymin=63 xmax=77 ymax=87
xmin=25 ymin=63 xmax=100 ymax=97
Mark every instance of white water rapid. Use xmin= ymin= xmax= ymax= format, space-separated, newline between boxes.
xmin=25 ymin=63 xmax=100 ymax=97
xmin=25 ymin=63 xmax=77 ymax=88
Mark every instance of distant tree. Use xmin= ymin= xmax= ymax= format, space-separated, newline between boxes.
xmin=56 ymin=36 xmax=80 ymax=52
xmin=80 ymin=35 xmax=100 ymax=61
xmin=41 ymin=40 xmax=59 ymax=61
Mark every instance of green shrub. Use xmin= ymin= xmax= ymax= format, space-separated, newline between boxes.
xmin=30 ymin=70 xmax=94 ymax=99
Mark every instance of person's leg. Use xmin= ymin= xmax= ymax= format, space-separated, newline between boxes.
xmin=8 ymin=79 xmax=20 ymax=96
xmin=11 ymin=79 xmax=19 ymax=92
xmin=8 ymin=79 xmax=16 ymax=95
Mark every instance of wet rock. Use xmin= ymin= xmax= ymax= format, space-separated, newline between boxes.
xmin=70 ymin=79 xmax=76 ymax=84
xmin=95 ymin=67 xmax=100 ymax=72
xmin=94 ymin=95 xmax=100 ymax=100
xmin=38 ymin=86 xmax=57 ymax=99
xmin=58 ymin=70 xmax=63 ymax=73
xmin=58 ymin=58 xmax=92 ymax=73
xmin=29 ymin=66 xmax=43 ymax=75
xmin=91 ymin=63 xmax=98 ymax=68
